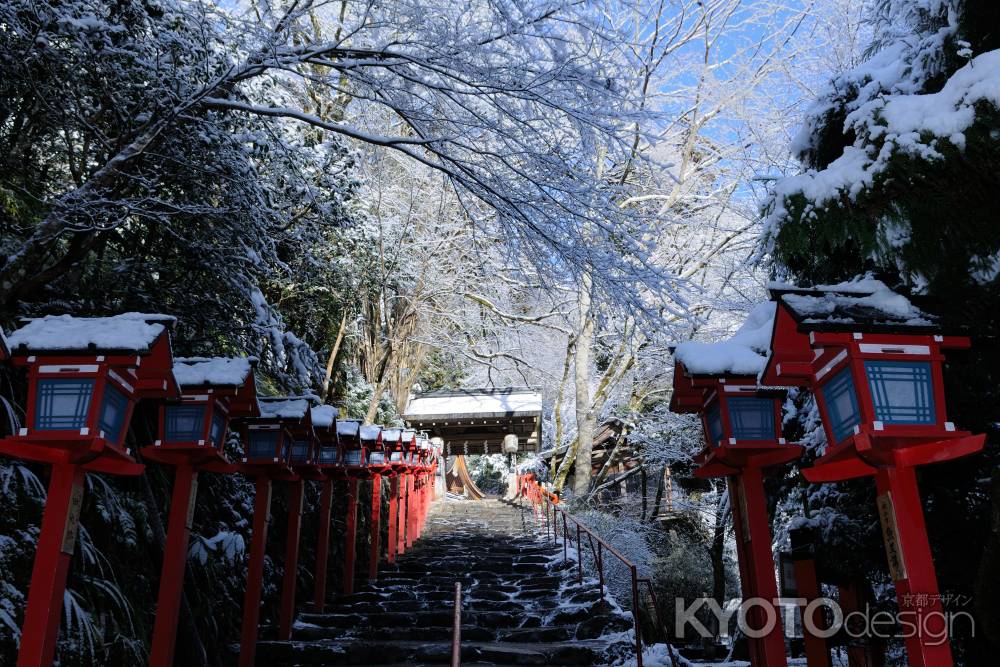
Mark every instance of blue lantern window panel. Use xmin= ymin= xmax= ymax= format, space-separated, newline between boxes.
xmin=705 ymin=402 xmax=724 ymax=446
xmin=344 ymin=449 xmax=364 ymax=466
xmin=290 ymin=440 xmax=311 ymax=463
xmin=865 ymin=361 xmax=936 ymax=424
xmin=728 ymin=397 xmax=777 ymax=441
xmin=98 ymin=384 xmax=130 ymax=444
xmin=369 ymin=451 xmax=385 ymax=465
xmin=319 ymin=446 xmax=339 ymax=464
xmin=248 ymin=431 xmax=280 ymax=459
xmin=390 ymin=451 xmax=403 ymax=462
xmin=209 ymin=411 xmax=227 ymax=447
xmin=165 ymin=405 xmax=206 ymax=442
xmin=821 ymin=367 xmax=861 ymax=443
xmin=35 ymin=379 xmax=95 ymax=430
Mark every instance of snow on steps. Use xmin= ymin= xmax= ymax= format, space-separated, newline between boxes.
xmin=238 ymin=499 xmax=634 ymax=666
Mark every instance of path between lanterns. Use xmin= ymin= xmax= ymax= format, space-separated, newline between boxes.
xmin=251 ymin=499 xmax=635 ymax=666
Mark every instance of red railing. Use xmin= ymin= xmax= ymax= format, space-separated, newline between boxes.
xmin=516 ymin=474 xmax=674 ymax=667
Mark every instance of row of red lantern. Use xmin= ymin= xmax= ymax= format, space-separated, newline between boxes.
xmin=0 ymin=314 xmax=440 ymax=667
xmin=669 ymin=286 xmax=986 ymax=667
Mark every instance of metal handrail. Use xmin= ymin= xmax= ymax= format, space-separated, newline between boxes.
xmin=451 ymin=581 xmax=462 ymax=667
xmin=516 ymin=475 xmax=677 ymax=667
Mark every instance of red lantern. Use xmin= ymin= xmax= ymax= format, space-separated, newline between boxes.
xmin=146 ymin=356 xmax=259 ymax=467
xmin=309 ymin=404 xmax=339 ymax=613
xmin=670 ymin=352 xmax=800 ymax=667
xmin=360 ymin=425 xmax=389 ymax=581
xmin=0 ymin=313 xmax=177 ymax=667
xmin=143 ymin=356 xmax=258 ymax=667
xmin=760 ymin=284 xmax=985 ymax=667
xmin=232 ymin=395 xmax=316 ymax=665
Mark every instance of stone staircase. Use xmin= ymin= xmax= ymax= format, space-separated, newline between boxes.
xmin=252 ymin=499 xmax=635 ymax=666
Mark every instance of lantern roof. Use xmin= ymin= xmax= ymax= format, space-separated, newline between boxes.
xmin=381 ymin=427 xmax=403 ymax=444
xmin=258 ymin=395 xmax=316 ymax=420
xmin=6 ymin=313 xmax=176 ymax=354
xmin=310 ymin=405 xmax=337 ymax=429
xmin=770 ymin=279 xmax=935 ymax=333
xmin=359 ymin=424 xmax=382 ymax=442
xmin=173 ymin=356 xmax=256 ymax=388
xmin=672 ymin=303 xmax=775 ymax=377
xmin=337 ymin=419 xmax=361 ymax=438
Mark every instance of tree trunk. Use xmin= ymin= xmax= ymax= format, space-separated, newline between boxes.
xmin=648 ymin=465 xmax=666 ymax=522
xmin=320 ymin=310 xmax=349 ymax=401
xmin=551 ymin=337 xmax=575 ymax=479
xmin=572 ymin=272 xmax=596 ymax=498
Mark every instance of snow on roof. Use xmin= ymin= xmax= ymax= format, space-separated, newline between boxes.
xmin=402 ymin=429 xmax=416 ymax=440
xmin=360 ymin=425 xmax=382 ymax=441
xmin=381 ymin=428 xmax=402 ymax=442
xmin=404 ymin=388 xmax=542 ymax=418
xmin=310 ymin=405 xmax=337 ymax=429
xmin=337 ymin=420 xmax=361 ymax=437
xmin=6 ymin=313 xmax=174 ymax=353
xmin=673 ymin=303 xmax=775 ymax=376
xmin=258 ymin=396 xmax=313 ymax=420
xmin=772 ymin=278 xmax=932 ymax=328
xmin=173 ymin=357 xmax=254 ymax=387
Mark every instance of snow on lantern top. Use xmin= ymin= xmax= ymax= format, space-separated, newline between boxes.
xmin=673 ymin=303 xmax=775 ymax=377
xmin=310 ymin=405 xmax=337 ymax=430
xmin=6 ymin=313 xmax=175 ymax=353
xmin=173 ymin=357 xmax=256 ymax=388
xmin=337 ymin=419 xmax=361 ymax=440
xmin=258 ymin=396 xmax=315 ymax=420
xmin=359 ymin=425 xmax=382 ymax=444
xmin=772 ymin=279 xmax=933 ymax=331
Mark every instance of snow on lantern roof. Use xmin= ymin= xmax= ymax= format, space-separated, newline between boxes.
xmin=404 ymin=388 xmax=542 ymax=419
xmin=770 ymin=278 xmax=934 ymax=331
xmin=673 ymin=303 xmax=775 ymax=377
xmin=337 ymin=420 xmax=361 ymax=437
xmin=360 ymin=425 xmax=382 ymax=441
xmin=310 ymin=405 xmax=337 ymax=429
xmin=381 ymin=428 xmax=402 ymax=442
xmin=173 ymin=356 xmax=255 ymax=388
xmin=6 ymin=313 xmax=175 ymax=353
xmin=258 ymin=395 xmax=316 ymax=420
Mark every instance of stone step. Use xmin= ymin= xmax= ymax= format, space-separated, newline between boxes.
xmin=252 ymin=638 xmax=621 ymax=665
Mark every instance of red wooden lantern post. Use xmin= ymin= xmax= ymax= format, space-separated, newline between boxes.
xmin=402 ymin=429 xmax=420 ymax=550
xmin=389 ymin=430 xmax=416 ymax=556
xmin=311 ymin=405 xmax=339 ymax=612
xmin=0 ymin=314 xmax=177 ymax=667
xmin=141 ymin=356 xmax=259 ymax=667
xmin=232 ymin=395 xmax=308 ymax=667
xmin=381 ymin=429 xmax=403 ymax=565
xmin=362 ymin=425 xmax=392 ymax=581
xmin=274 ymin=396 xmax=322 ymax=640
xmin=334 ymin=420 xmax=366 ymax=595
xmin=670 ymin=305 xmax=802 ymax=667
xmin=760 ymin=284 xmax=986 ymax=667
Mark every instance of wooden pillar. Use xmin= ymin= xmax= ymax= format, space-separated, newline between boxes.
xmin=397 ymin=473 xmax=408 ymax=556
xmin=729 ymin=470 xmax=787 ymax=667
xmin=874 ymin=466 xmax=952 ymax=667
xmin=150 ymin=464 xmax=199 ymax=667
xmin=16 ymin=463 xmax=86 ymax=667
xmin=278 ymin=479 xmax=304 ymax=639
xmin=368 ymin=474 xmax=382 ymax=580
xmin=239 ymin=475 xmax=272 ymax=667
xmin=387 ymin=475 xmax=398 ymax=564
xmin=405 ymin=473 xmax=416 ymax=549
xmin=342 ymin=478 xmax=359 ymax=595
xmin=313 ymin=477 xmax=334 ymax=612
xmin=792 ymin=556 xmax=831 ymax=667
